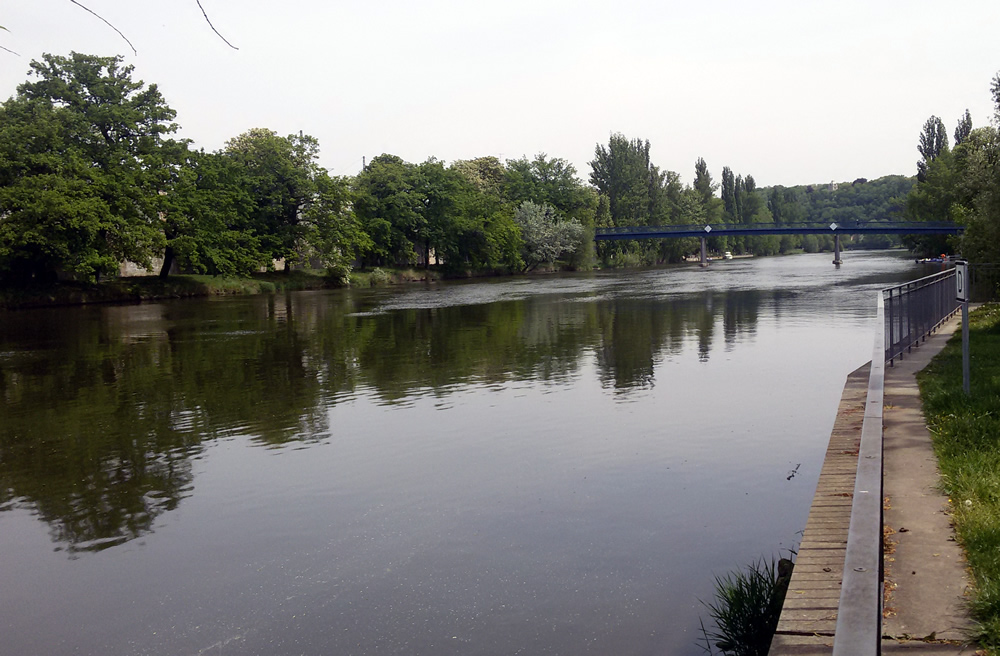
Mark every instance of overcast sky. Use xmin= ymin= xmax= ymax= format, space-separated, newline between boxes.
xmin=3 ymin=0 xmax=999 ymax=187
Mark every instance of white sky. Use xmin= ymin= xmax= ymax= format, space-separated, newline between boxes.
xmin=2 ymin=0 xmax=999 ymax=187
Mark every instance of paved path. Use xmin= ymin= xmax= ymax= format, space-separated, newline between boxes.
xmin=770 ymin=315 xmax=974 ymax=655
xmin=882 ymin=314 xmax=973 ymax=648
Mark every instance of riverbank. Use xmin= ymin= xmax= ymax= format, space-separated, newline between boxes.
xmin=0 ymin=268 xmax=442 ymax=310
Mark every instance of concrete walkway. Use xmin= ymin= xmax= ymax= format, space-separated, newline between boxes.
xmin=881 ymin=313 xmax=973 ymax=651
xmin=770 ymin=315 xmax=975 ymax=655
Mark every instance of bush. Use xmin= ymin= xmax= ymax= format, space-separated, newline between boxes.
xmin=698 ymin=557 xmax=793 ymax=656
xmin=369 ymin=267 xmax=392 ymax=286
xmin=325 ymin=263 xmax=352 ymax=287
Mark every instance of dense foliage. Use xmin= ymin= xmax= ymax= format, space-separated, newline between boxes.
xmin=1 ymin=52 xmax=969 ymax=285
xmin=903 ymin=73 xmax=1000 ymax=261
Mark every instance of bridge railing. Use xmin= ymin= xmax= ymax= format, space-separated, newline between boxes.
xmin=833 ymin=270 xmax=962 ymax=654
xmin=593 ymin=221 xmax=963 ymax=238
xmin=884 ymin=269 xmax=960 ymax=364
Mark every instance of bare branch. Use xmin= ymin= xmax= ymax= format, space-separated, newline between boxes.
xmin=69 ymin=0 xmax=137 ymax=55
xmin=196 ymin=0 xmax=239 ymax=50
xmin=0 ymin=44 xmax=20 ymax=56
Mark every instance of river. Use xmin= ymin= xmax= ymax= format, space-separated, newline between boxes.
xmin=0 ymin=251 xmax=928 ymax=655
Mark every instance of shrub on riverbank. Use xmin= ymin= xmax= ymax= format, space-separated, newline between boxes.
xmin=918 ymin=303 xmax=1000 ymax=651
xmin=698 ymin=557 xmax=793 ymax=655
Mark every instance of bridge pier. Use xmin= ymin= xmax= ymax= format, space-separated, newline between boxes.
xmin=699 ymin=237 xmax=708 ymax=267
xmin=833 ymin=234 xmax=842 ymax=266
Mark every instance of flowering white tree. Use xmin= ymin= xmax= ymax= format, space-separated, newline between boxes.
xmin=514 ymin=201 xmax=584 ymax=272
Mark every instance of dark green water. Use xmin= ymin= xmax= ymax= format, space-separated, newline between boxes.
xmin=0 ymin=252 xmax=927 ymax=655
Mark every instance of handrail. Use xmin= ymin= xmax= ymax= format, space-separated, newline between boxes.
xmin=883 ymin=269 xmax=959 ymax=363
xmin=833 ymin=270 xmax=964 ymax=654
xmin=593 ymin=222 xmax=964 ymax=240
xmin=832 ymin=291 xmax=885 ymax=655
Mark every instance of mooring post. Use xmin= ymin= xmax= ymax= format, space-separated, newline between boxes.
xmin=833 ymin=234 xmax=843 ymax=265
xmin=700 ymin=236 xmax=708 ymax=267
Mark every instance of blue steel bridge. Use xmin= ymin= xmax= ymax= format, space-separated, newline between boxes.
xmin=593 ymin=221 xmax=964 ymax=265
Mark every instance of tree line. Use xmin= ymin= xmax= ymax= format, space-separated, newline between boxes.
xmin=0 ymin=52 xmax=936 ymax=286
xmin=903 ymin=77 xmax=1000 ymax=262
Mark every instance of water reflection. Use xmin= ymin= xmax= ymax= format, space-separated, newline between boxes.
xmin=0 ymin=253 xmax=920 ymax=560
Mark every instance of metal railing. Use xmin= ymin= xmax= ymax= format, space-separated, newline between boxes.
xmin=594 ymin=221 xmax=963 ymax=240
xmin=833 ymin=271 xmax=963 ymax=654
xmin=884 ymin=269 xmax=960 ymax=364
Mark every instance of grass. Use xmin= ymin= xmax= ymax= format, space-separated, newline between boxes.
xmin=697 ymin=557 xmax=793 ymax=656
xmin=0 ymin=267 xmax=444 ymax=310
xmin=0 ymin=273 xmax=289 ymax=309
xmin=917 ymin=302 xmax=1000 ymax=652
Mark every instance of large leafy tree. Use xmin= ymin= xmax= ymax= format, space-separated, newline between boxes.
xmin=950 ymin=76 xmax=1000 ymax=263
xmin=224 ymin=129 xmax=313 ymax=268
xmin=222 ymin=128 xmax=364 ymax=272
xmin=352 ymin=154 xmax=424 ymax=267
xmin=589 ymin=134 xmax=654 ymax=226
xmin=590 ymin=134 xmax=691 ymax=265
xmin=0 ymin=52 xmax=180 ymax=282
xmin=157 ymin=149 xmax=267 ymax=277
xmin=505 ymin=154 xmax=594 ymax=221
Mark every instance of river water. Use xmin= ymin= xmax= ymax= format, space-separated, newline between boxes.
xmin=0 ymin=251 xmax=927 ymax=655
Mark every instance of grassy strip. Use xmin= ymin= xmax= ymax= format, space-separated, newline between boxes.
xmin=0 ymin=268 xmax=449 ymax=310
xmin=917 ymin=303 xmax=1000 ymax=651
xmin=0 ymin=271 xmax=330 ymax=310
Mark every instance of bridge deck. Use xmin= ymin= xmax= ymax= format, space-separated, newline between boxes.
xmin=595 ymin=222 xmax=962 ymax=240
xmin=769 ymin=363 xmax=870 ymax=655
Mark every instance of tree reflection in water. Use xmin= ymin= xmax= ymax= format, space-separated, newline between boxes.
xmin=0 ymin=282 xmax=766 ymax=555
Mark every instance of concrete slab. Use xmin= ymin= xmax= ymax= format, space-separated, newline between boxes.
xmin=881 ymin=639 xmax=978 ymax=654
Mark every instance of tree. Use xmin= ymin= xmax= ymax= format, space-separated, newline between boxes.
xmin=513 ymin=201 xmax=583 ymax=272
xmin=693 ymin=157 xmax=717 ymax=208
xmin=224 ymin=129 xmax=331 ymax=270
xmin=589 ymin=134 xmax=654 ymax=226
xmin=157 ymin=148 xmax=267 ymax=277
xmin=905 ymin=148 xmax=958 ymax=255
xmin=352 ymin=154 xmax=424 ymax=267
xmin=0 ymin=52 xmax=180 ymax=282
xmin=505 ymin=154 xmax=594 ymax=222
xmin=917 ymin=116 xmax=949 ymax=182
xmin=721 ymin=167 xmax=736 ymax=221
xmin=954 ymin=109 xmax=973 ymax=147
xmin=300 ymin=170 xmax=370 ymax=274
